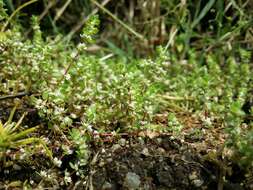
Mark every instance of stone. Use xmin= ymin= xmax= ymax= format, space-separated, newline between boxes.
xmin=111 ymin=144 xmax=121 ymax=152
xmin=123 ymin=172 xmax=141 ymax=189
xmin=118 ymin=138 xmax=126 ymax=146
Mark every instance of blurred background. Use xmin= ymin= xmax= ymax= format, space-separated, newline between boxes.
xmin=3 ymin=0 xmax=253 ymax=58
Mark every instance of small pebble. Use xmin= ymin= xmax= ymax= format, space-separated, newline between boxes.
xmin=106 ymin=158 xmax=113 ymax=163
xmin=138 ymin=137 xmax=145 ymax=145
xmin=99 ymin=161 xmax=105 ymax=167
xmin=102 ymin=181 xmax=112 ymax=190
xmin=111 ymin=144 xmax=121 ymax=152
xmin=118 ymin=138 xmax=126 ymax=146
xmin=156 ymin=138 xmax=162 ymax=144
xmin=157 ymin=147 xmax=165 ymax=154
xmin=193 ymin=179 xmax=204 ymax=187
xmin=13 ymin=164 xmax=21 ymax=170
xmin=124 ymin=172 xmax=141 ymax=189
xmin=141 ymin=148 xmax=149 ymax=156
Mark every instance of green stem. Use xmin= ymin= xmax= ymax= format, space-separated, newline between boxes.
xmin=1 ymin=0 xmax=38 ymax=32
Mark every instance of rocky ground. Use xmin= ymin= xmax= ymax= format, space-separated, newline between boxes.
xmin=83 ymin=134 xmax=252 ymax=190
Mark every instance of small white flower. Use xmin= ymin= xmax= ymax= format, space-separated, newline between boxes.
xmin=65 ymin=176 xmax=72 ymax=184
xmin=42 ymin=137 xmax=50 ymax=143
xmin=101 ymin=148 xmax=106 ymax=153
xmin=77 ymin=43 xmax=87 ymax=51
xmin=20 ymin=152 xmax=27 ymax=160
xmin=87 ymin=125 xmax=93 ymax=132
xmin=65 ymin=74 xmax=71 ymax=80
xmin=70 ymin=113 xmax=77 ymax=119
xmin=62 ymin=145 xmax=73 ymax=155
xmin=94 ymin=130 xmax=99 ymax=138
xmin=19 ymin=148 xmax=25 ymax=153
xmin=71 ymin=163 xmax=79 ymax=170
xmin=54 ymin=90 xmax=62 ymax=97
xmin=53 ymin=157 xmax=62 ymax=167
xmin=71 ymin=51 xmax=78 ymax=58
xmin=204 ymin=117 xmax=212 ymax=126
xmin=64 ymin=172 xmax=72 ymax=184
xmin=40 ymin=170 xmax=47 ymax=178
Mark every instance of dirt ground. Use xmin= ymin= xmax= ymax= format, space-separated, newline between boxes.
xmin=81 ymin=134 xmax=252 ymax=190
xmin=0 ymin=103 xmax=252 ymax=190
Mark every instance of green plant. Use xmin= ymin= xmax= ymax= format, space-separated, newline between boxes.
xmin=69 ymin=128 xmax=90 ymax=178
xmin=167 ymin=113 xmax=184 ymax=134
xmin=0 ymin=106 xmax=52 ymax=166
xmin=0 ymin=1 xmax=252 ymax=171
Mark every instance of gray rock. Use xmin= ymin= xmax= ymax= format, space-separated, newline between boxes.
xmin=123 ymin=172 xmax=141 ymax=189
xmin=192 ymin=179 xmax=204 ymax=187
xmin=118 ymin=138 xmax=126 ymax=146
xmin=141 ymin=147 xmax=149 ymax=156
xmin=111 ymin=144 xmax=121 ymax=152
xmin=13 ymin=164 xmax=21 ymax=170
xmin=102 ymin=181 xmax=112 ymax=190
xmin=137 ymin=137 xmax=145 ymax=145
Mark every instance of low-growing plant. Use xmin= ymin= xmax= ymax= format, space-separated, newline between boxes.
xmin=68 ymin=128 xmax=90 ymax=178
xmin=0 ymin=3 xmax=252 ymax=170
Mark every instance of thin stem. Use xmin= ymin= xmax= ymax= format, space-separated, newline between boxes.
xmin=1 ymin=0 xmax=38 ymax=32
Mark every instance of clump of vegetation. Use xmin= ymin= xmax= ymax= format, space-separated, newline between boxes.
xmin=0 ymin=106 xmax=52 ymax=168
xmin=0 ymin=0 xmax=252 ymax=188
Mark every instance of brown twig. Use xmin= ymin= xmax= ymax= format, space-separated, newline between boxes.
xmin=0 ymin=92 xmax=30 ymax=101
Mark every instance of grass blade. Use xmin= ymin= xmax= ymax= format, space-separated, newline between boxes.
xmin=191 ymin=0 xmax=216 ymax=29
